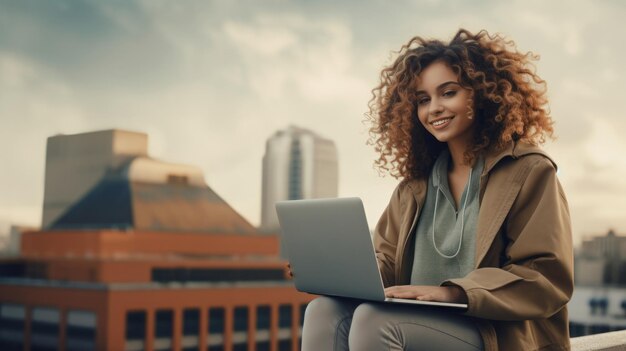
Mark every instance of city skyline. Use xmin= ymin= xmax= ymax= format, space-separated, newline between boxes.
xmin=0 ymin=127 xmax=309 ymax=350
xmin=1 ymin=0 xmax=626 ymax=246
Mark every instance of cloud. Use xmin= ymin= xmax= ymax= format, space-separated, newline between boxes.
xmin=0 ymin=0 xmax=625 ymax=244
xmin=515 ymin=12 xmax=584 ymax=56
xmin=219 ymin=13 xmax=369 ymax=103
xmin=0 ymin=51 xmax=87 ymax=211
xmin=550 ymin=116 xmax=626 ymax=238
xmin=223 ymin=19 xmax=298 ymax=57
xmin=582 ymin=118 xmax=626 ymax=171
xmin=0 ymin=0 xmax=183 ymax=92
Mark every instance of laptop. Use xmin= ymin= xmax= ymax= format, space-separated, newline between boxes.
xmin=275 ymin=197 xmax=468 ymax=309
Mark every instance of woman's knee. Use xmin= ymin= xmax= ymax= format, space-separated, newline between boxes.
xmin=301 ymin=297 xmax=360 ymax=351
xmin=349 ymin=303 xmax=402 ymax=350
xmin=351 ymin=302 xmax=383 ymax=326
xmin=304 ymin=296 xmax=359 ymax=325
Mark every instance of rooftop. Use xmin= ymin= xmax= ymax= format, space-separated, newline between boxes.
xmin=50 ymin=157 xmax=257 ymax=234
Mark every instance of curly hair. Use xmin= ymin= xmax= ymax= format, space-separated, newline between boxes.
xmin=366 ymin=28 xmax=554 ymax=180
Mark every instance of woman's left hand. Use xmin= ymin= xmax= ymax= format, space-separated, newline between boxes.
xmin=384 ymin=285 xmax=468 ymax=304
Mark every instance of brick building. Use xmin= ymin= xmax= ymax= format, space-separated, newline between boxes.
xmin=0 ymin=130 xmax=313 ymax=351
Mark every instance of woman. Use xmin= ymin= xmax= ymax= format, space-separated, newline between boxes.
xmin=297 ymin=28 xmax=573 ymax=351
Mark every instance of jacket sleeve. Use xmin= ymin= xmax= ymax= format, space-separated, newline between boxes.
xmin=443 ymin=157 xmax=574 ymax=321
xmin=373 ymin=183 xmax=405 ymax=288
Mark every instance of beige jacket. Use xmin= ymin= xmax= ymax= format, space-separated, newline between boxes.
xmin=374 ymin=141 xmax=574 ymax=351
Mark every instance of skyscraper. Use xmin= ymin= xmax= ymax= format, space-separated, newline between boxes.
xmin=260 ymin=126 xmax=338 ymax=233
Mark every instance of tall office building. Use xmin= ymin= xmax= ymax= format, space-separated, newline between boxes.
xmin=260 ymin=126 xmax=338 ymax=233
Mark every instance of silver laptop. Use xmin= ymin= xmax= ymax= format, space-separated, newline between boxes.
xmin=275 ymin=197 xmax=468 ymax=309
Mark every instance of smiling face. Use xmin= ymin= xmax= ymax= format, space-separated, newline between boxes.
xmin=415 ymin=60 xmax=475 ymax=148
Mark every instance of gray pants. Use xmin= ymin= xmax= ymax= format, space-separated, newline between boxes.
xmin=301 ymin=296 xmax=484 ymax=351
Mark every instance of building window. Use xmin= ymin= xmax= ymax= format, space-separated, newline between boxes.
xmin=30 ymin=307 xmax=60 ymax=351
xmin=300 ymin=303 xmax=308 ymax=326
xmin=208 ymin=307 xmax=224 ymax=351
xmin=256 ymin=305 xmax=270 ymax=330
xmin=232 ymin=307 xmax=248 ymax=351
xmin=278 ymin=339 xmax=292 ymax=351
xmin=278 ymin=304 xmax=293 ymax=351
xmin=612 ymin=325 xmax=626 ymax=332
xmin=279 ymin=304 xmax=292 ymax=328
xmin=182 ymin=309 xmax=199 ymax=351
xmin=125 ymin=310 xmax=146 ymax=351
xmin=0 ymin=303 xmax=26 ymax=351
xmin=66 ymin=310 xmax=97 ymax=351
xmin=0 ymin=262 xmax=26 ymax=278
xmin=255 ymin=305 xmax=271 ymax=351
xmin=155 ymin=310 xmax=173 ymax=351
xmin=167 ymin=174 xmax=189 ymax=185
xmin=569 ymin=322 xmax=586 ymax=337
xmin=233 ymin=307 xmax=248 ymax=332
xmin=152 ymin=268 xmax=286 ymax=283
xmin=589 ymin=324 xmax=611 ymax=335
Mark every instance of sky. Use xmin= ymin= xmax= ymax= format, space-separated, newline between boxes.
xmin=0 ymin=0 xmax=625 ymax=246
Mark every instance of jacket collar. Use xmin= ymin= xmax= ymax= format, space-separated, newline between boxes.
xmin=483 ymin=140 xmax=557 ymax=176
xmin=405 ymin=140 xmax=557 ymax=201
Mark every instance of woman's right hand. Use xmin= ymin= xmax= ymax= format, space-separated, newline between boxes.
xmin=286 ymin=262 xmax=294 ymax=279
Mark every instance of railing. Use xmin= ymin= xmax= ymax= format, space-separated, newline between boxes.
xmin=572 ymin=330 xmax=626 ymax=351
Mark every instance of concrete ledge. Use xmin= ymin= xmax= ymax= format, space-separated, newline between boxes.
xmin=571 ymin=330 xmax=626 ymax=350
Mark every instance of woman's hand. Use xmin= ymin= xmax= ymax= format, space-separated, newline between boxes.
xmin=384 ymin=285 xmax=468 ymax=304
xmin=285 ymin=262 xmax=294 ymax=280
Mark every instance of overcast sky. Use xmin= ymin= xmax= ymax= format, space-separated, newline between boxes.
xmin=1 ymin=0 xmax=625 ymax=246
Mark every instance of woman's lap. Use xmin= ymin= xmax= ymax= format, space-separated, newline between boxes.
xmin=302 ymin=296 xmax=483 ymax=351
